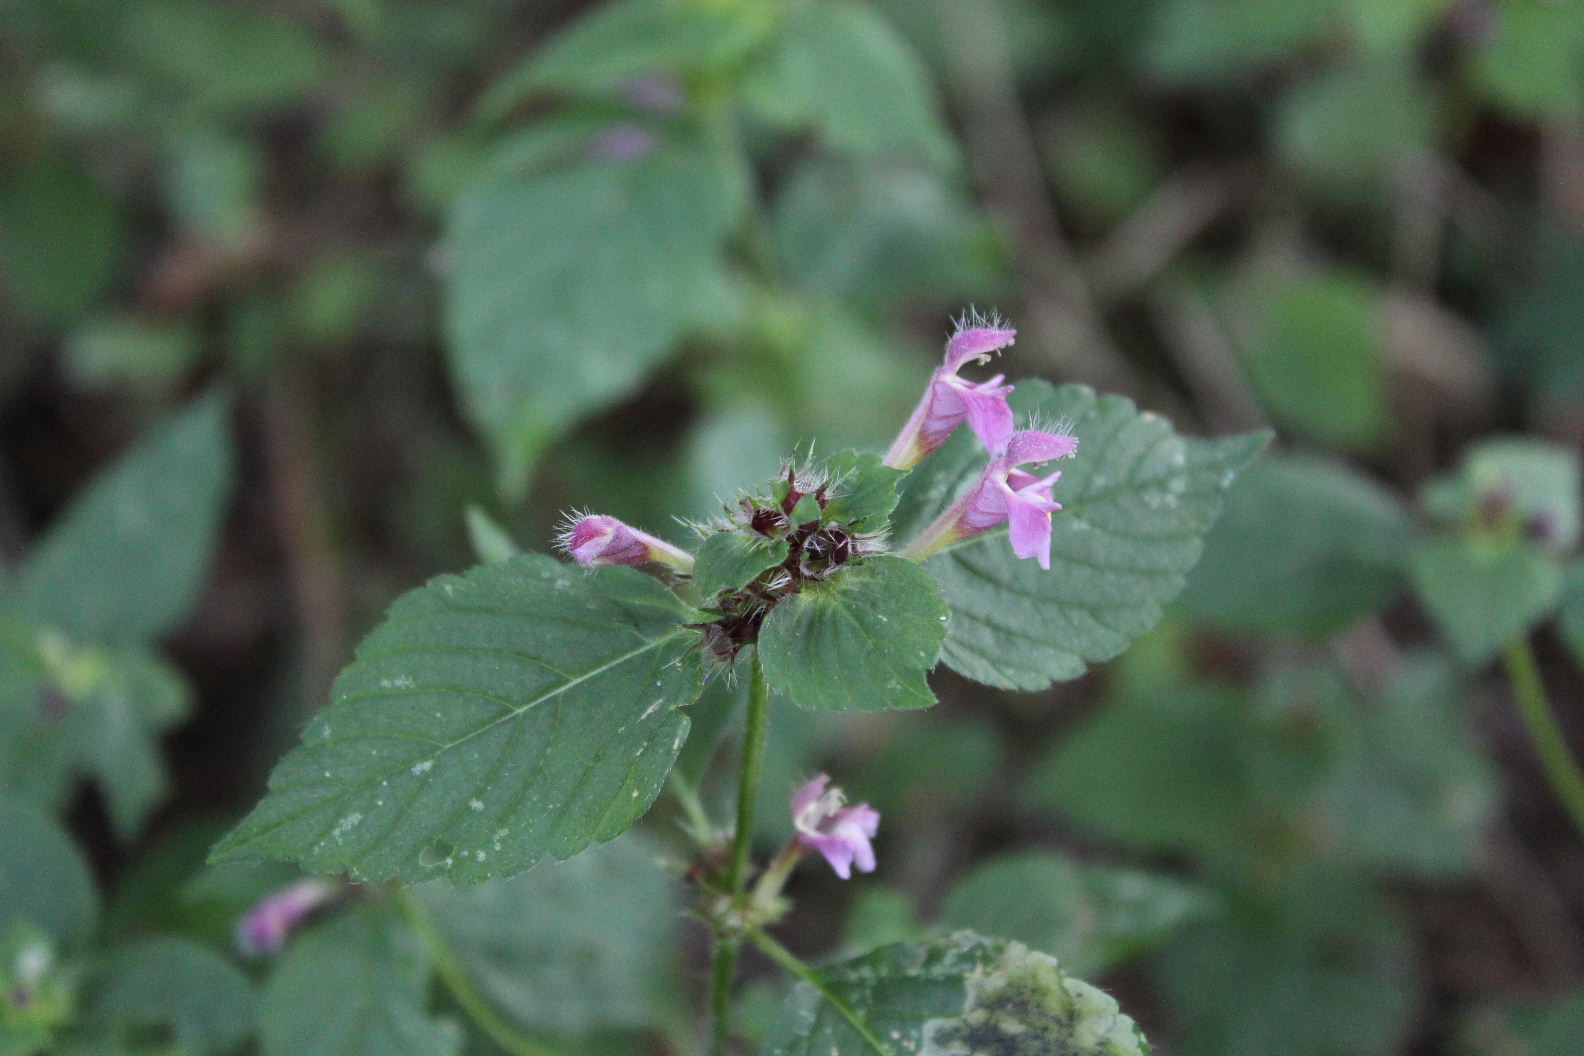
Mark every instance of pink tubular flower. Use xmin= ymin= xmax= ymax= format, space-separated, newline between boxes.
xmin=557 ymin=514 xmax=694 ymax=572
xmin=883 ymin=316 xmax=1017 ymax=470
xmin=235 ymin=879 xmax=336 ymax=957
xmin=791 ymin=774 xmax=880 ymax=880
xmin=900 ymin=428 xmax=1078 ymax=569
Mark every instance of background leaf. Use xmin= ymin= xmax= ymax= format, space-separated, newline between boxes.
xmin=0 ymin=804 xmax=98 ymax=947
xmin=14 ymin=393 xmax=233 ymax=645
xmin=938 ymin=851 xmax=1212 ymax=977
xmin=86 ymin=937 xmax=256 ymax=1055
xmin=1410 ymin=536 xmax=1562 ymax=666
xmin=444 ymin=132 xmax=747 ymax=495
xmin=416 ymin=832 xmax=680 ymax=1037
xmin=1179 ymin=453 xmax=1416 ymax=637
xmin=260 ymin=909 xmax=461 ymax=1056
xmin=212 ymin=554 xmax=702 ymax=883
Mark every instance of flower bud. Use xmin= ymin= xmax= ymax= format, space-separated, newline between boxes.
xmin=557 ymin=514 xmax=694 ymax=572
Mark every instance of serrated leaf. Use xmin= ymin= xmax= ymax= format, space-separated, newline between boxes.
xmin=0 ymin=804 xmax=98 ymax=945
xmin=742 ymin=0 xmax=954 ymax=166
xmin=1179 ymin=453 xmax=1416 ymax=637
xmin=895 ymin=381 xmax=1266 ymax=690
xmin=14 ymin=393 xmax=233 ymax=645
xmin=819 ymin=450 xmax=904 ymax=533
xmin=759 ymin=933 xmax=1148 ymax=1056
xmin=475 ymin=0 xmax=774 ymax=119
xmin=87 ymin=937 xmax=256 ymax=1055
xmin=1410 ymin=536 xmax=1563 ymax=666
xmin=260 ymin=909 xmax=461 ymax=1056
xmin=211 ymin=554 xmax=703 ymax=883
xmin=444 ymin=134 xmax=747 ymax=495
xmin=759 ymin=555 xmax=946 ymax=711
xmin=693 ymin=531 xmax=789 ymax=599
xmin=939 ymin=852 xmax=1212 ymax=977
xmin=416 ymin=832 xmax=679 ymax=1036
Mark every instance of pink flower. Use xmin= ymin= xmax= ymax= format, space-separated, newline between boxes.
xmin=900 ymin=428 xmax=1078 ymax=569
xmin=556 ymin=514 xmax=694 ymax=572
xmin=235 ymin=879 xmax=336 ymax=956
xmin=884 ymin=315 xmax=1017 ymax=470
xmin=791 ymin=774 xmax=880 ymax=880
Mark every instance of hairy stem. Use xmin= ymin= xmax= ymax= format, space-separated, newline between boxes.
xmin=1504 ymin=638 xmax=1584 ymax=839
xmin=747 ymin=930 xmax=893 ymax=1056
xmin=710 ymin=655 xmax=774 ymax=1054
xmin=396 ymin=890 xmax=565 ymax=1056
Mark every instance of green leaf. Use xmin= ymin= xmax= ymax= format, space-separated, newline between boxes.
xmin=86 ymin=937 xmax=256 ymax=1055
xmin=1481 ymin=991 xmax=1584 ymax=1056
xmin=211 ymin=554 xmax=703 ymax=883
xmin=1465 ymin=1 xmax=1584 ymax=121
xmin=1314 ymin=654 xmax=1498 ymax=879
xmin=125 ymin=0 xmax=331 ymax=115
xmin=0 ymin=804 xmax=98 ymax=946
xmin=1153 ymin=871 xmax=1418 ymax=1056
xmin=65 ymin=314 xmax=202 ymax=392
xmin=476 ymin=0 xmax=774 ymax=118
xmin=693 ymin=532 xmax=790 ymax=599
xmin=1275 ymin=61 xmax=1440 ymax=189
xmin=15 ymin=393 xmax=233 ymax=645
xmin=0 ymin=149 xmax=127 ymax=325
xmin=1021 ymin=682 xmax=1254 ymax=859
xmin=759 ymin=555 xmax=946 ymax=711
xmin=1410 ymin=536 xmax=1563 ymax=666
xmin=1179 ymin=453 xmax=1416 ymax=637
xmin=444 ymin=133 xmax=747 ymax=494
xmin=416 ymin=832 xmax=679 ymax=1036
xmin=819 ymin=451 xmax=905 ymax=533
xmin=1561 ymin=561 xmax=1584 ymax=670
xmin=743 ymin=0 xmax=955 ymax=166
xmin=260 ymin=909 xmax=461 ymax=1056
xmin=895 ymin=381 xmax=1267 ymax=689
xmin=463 ymin=506 xmax=521 ymax=565
xmin=759 ymin=933 xmax=1149 ymax=1056
xmin=939 ymin=852 xmax=1212 ymax=977
xmin=1237 ymin=270 xmax=1390 ymax=451
xmin=770 ymin=158 xmax=1001 ymax=308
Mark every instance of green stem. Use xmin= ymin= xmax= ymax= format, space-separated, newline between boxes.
xmin=396 ymin=890 xmax=566 ymax=1056
xmin=709 ymin=940 xmax=739 ymax=1056
xmin=729 ymin=656 xmax=773 ymax=891
xmin=710 ymin=655 xmax=774 ymax=1054
xmin=747 ymin=930 xmax=893 ymax=1056
xmin=1504 ymin=638 xmax=1584 ymax=839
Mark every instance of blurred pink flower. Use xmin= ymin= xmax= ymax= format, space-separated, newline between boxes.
xmin=791 ymin=773 xmax=880 ymax=880
xmin=235 ymin=879 xmax=336 ymax=956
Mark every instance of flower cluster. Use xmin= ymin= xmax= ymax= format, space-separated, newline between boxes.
xmin=893 ymin=313 xmax=1078 ymax=568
